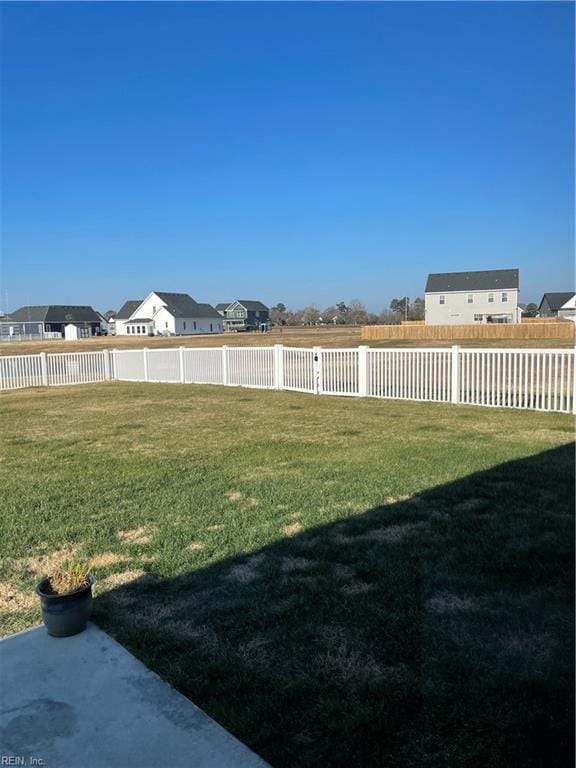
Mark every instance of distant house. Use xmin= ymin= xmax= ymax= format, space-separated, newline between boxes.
xmin=216 ymin=300 xmax=269 ymax=331
xmin=425 ymin=269 xmax=521 ymax=325
xmin=538 ymin=292 xmax=575 ymax=318
xmin=114 ymin=292 xmax=223 ymax=336
xmin=0 ymin=305 xmax=103 ymax=339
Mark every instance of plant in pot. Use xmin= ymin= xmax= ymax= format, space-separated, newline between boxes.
xmin=35 ymin=559 xmax=94 ymax=637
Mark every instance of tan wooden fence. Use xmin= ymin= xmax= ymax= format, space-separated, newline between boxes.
xmin=362 ymin=322 xmax=575 ymax=342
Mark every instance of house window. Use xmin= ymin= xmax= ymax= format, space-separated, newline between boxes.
xmin=165 ymin=322 xmax=168 ymax=329
xmin=439 ymin=295 xmax=445 ymax=305
xmin=488 ymin=293 xmax=494 ymax=303
xmin=183 ymin=321 xmax=186 ymax=330
xmin=502 ymin=292 xmax=508 ymax=302
xmin=468 ymin=294 xmax=473 ymax=304
xmin=210 ymin=323 xmax=213 ymax=332
xmin=474 ymin=314 xmax=483 ymax=322
xmin=152 ymin=306 xmax=156 ymax=314
xmin=193 ymin=321 xmax=197 ymax=330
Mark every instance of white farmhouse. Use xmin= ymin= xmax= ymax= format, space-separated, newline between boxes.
xmin=114 ymin=292 xmax=223 ymax=336
xmin=425 ymin=269 xmax=521 ymax=325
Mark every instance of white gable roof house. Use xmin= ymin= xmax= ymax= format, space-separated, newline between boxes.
xmin=114 ymin=292 xmax=223 ymax=336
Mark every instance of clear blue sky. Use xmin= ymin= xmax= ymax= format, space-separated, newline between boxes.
xmin=1 ymin=1 xmax=573 ymax=313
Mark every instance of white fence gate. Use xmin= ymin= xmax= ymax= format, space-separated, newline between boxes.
xmin=0 ymin=345 xmax=574 ymax=414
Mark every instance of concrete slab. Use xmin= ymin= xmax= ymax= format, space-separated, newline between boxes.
xmin=0 ymin=623 xmax=268 ymax=768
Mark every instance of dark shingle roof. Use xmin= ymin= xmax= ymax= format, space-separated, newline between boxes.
xmin=154 ymin=292 xmax=221 ymax=319
xmin=236 ymin=300 xmax=269 ymax=312
xmin=8 ymin=305 xmax=101 ymax=323
xmin=115 ymin=300 xmax=143 ymax=320
xmin=538 ymin=292 xmax=575 ymax=311
xmin=425 ymin=269 xmax=519 ymax=293
xmin=215 ymin=303 xmax=231 ymax=311
xmin=194 ymin=302 xmax=223 ymax=319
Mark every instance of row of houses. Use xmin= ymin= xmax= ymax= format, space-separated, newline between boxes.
xmin=1 ymin=272 xmax=573 ymax=339
xmin=424 ymin=269 xmax=575 ymax=325
xmin=112 ymin=294 xmax=270 ymax=336
xmin=0 ymin=294 xmax=271 ymax=339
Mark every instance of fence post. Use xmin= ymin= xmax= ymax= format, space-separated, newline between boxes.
xmin=111 ymin=349 xmax=118 ymax=381
xmin=222 ymin=345 xmax=228 ymax=386
xmin=40 ymin=352 xmax=48 ymax=387
xmin=358 ymin=345 xmax=369 ymax=397
xmin=451 ymin=345 xmax=460 ymax=404
xmin=313 ymin=346 xmax=322 ymax=395
xmin=274 ymin=344 xmax=284 ymax=390
xmin=103 ymin=350 xmax=111 ymax=381
xmin=143 ymin=348 xmax=149 ymax=382
xmin=179 ymin=346 xmax=185 ymax=384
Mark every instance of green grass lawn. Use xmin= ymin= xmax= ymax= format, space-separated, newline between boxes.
xmin=1 ymin=383 xmax=574 ymax=767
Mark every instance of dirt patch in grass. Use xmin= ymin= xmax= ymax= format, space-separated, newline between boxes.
xmin=0 ymin=581 xmax=37 ymax=613
xmin=117 ymin=528 xmax=153 ymax=545
xmin=340 ymin=581 xmax=374 ymax=596
xmin=426 ymin=592 xmax=478 ymax=614
xmin=365 ymin=522 xmax=427 ymax=543
xmin=282 ymin=522 xmax=302 ymax=536
xmin=99 ymin=570 xmax=146 ymax=592
xmin=226 ymin=490 xmax=242 ymax=502
xmin=187 ymin=542 xmax=204 ymax=551
xmin=280 ymin=557 xmax=317 ymax=573
xmin=90 ymin=552 xmax=130 ymax=568
xmin=455 ymin=498 xmax=486 ymax=512
xmin=21 ymin=547 xmax=76 ymax=578
xmin=226 ymin=554 xmax=265 ymax=583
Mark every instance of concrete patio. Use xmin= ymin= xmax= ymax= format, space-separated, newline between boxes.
xmin=0 ymin=623 xmax=268 ymax=768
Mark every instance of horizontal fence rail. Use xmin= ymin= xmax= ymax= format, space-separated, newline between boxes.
xmin=0 ymin=346 xmax=574 ymax=413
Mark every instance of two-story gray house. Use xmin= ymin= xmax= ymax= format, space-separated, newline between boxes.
xmin=216 ymin=300 xmax=270 ymax=331
xmin=425 ymin=269 xmax=520 ymax=325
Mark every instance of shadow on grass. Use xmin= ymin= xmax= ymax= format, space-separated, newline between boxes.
xmin=95 ymin=444 xmax=575 ymax=768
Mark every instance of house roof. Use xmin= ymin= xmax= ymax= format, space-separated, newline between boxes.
xmin=153 ymin=292 xmax=222 ymax=319
xmin=116 ymin=300 xmax=143 ymax=320
xmin=215 ymin=303 xmax=231 ymax=311
xmin=538 ymin=292 xmax=575 ymax=311
xmin=126 ymin=318 xmax=152 ymax=323
xmin=235 ymin=300 xmax=269 ymax=312
xmin=425 ymin=269 xmax=519 ymax=293
xmin=8 ymin=305 xmax=101 ymax=323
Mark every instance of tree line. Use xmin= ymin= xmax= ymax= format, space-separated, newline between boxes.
xmin=269 ymin=297 xmax=425 ymax=326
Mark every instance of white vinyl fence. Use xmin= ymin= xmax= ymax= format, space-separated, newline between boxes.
xmin=0 ymin=345 xmax=574 ymax=413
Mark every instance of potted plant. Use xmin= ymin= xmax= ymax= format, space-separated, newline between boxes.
xmin=35 ymin=559 xmax=94 ymax=637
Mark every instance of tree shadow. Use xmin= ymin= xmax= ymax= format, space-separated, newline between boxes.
xmin=94 ymin=444 xmax=574 ymax=768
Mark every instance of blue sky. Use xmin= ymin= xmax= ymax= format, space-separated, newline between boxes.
xmin=1 ymin=1 xmax=573 ymax=313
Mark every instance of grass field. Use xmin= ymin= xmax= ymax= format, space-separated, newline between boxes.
xmin=1 ymin=324 xmax=573 ymax=356
xmin=1 ymin=383 xmax=574 ymax=767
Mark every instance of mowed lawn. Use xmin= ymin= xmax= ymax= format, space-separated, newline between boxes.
xmin=0 ymin=383 xmax=573 ymax=767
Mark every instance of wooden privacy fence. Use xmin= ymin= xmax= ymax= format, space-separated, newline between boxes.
xmin=362 ymin=322 xmax=575 ymax=341
xmin=0 ymin=346 xmax=574 ymax=413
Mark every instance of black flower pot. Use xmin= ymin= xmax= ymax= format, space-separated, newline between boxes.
xmin=35 ymin=575 xmax=94 ymax=637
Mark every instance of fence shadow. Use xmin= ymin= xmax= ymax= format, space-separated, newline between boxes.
xmin=94 ymin=444 xmax=575 ymax=768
